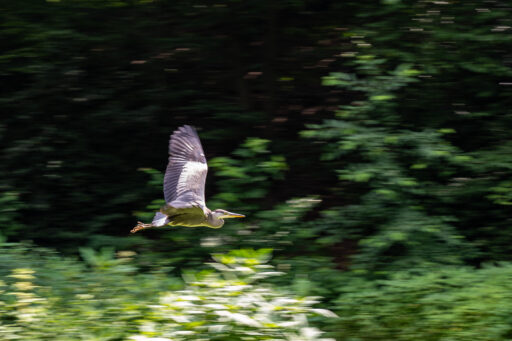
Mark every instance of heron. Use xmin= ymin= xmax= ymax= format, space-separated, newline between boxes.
xmin=131 ymin=125 xmax=245 ymax=233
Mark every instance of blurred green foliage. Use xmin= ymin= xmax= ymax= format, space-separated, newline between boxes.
xmin=1 ymin=0 xmax=512 ymax=340
xmin=0 ymin=192 xmax=24 ymax=238
xmin=334 ymin=264 xmax=512 ymax=340
xmin=209 ymin=137 xmax=288 ymax=210
xmin=304 ymin=60 xmax=473 ymax=273
xmin=0 ymin=244 xmax=335 ymax=340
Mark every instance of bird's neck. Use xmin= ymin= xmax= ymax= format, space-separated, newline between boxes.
xmin=206 ymin=212 xmax=224 ymax=228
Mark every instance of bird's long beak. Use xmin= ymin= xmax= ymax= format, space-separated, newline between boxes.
xmin=222 ymin=211 xmax=245 ymax=219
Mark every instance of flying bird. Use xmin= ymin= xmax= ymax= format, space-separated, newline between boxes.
xmin=131 ymin=125 xmax=245 ymax=233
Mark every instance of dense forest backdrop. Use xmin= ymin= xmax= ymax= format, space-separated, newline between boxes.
xmin=1 ymin=0 xmax=512 ymax=340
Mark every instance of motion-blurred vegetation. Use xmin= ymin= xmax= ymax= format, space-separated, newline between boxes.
xmin=1 ymin=0 xmax=512 ymax=340
xmin=0 ymin=244 xmax=335 ymax=340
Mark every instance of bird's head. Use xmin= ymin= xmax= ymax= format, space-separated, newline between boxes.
xmin=212 ymin=209 xmax=245 ymax=220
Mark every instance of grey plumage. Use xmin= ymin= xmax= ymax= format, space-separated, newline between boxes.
xmin=164 ymin=125 xmax=207 ymax=207
xmin=131 ymin=125 xmax=244 ymax=233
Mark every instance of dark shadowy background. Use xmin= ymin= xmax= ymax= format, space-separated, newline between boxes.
xmin=1 ymin=1 xmax=512 ymax=340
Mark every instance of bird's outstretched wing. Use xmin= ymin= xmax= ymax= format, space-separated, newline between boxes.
xmin=163 ymin=125 xmax=208 ymax=208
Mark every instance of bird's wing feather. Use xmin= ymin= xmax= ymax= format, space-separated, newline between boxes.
xmin=163 ymin=125 xmax=208 ymax=207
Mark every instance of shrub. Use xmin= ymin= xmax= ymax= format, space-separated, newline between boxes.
xmin=0 ymin=244 xmax=335 ymax=340
xmin=333 ymin=264 xmax=512 ymax=341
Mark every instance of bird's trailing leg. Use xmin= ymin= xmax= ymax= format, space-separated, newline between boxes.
xmin=130 ymin=222 xmax=153 ymax=234
xmin=130 ymin=212 xmax=170 ymax=234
